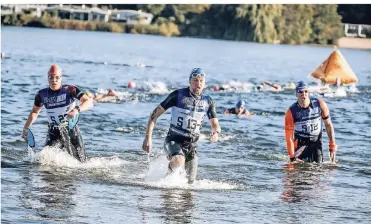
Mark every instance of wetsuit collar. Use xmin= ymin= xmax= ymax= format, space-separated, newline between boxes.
xmin=49 ymin=86 xmax=62 ymax=93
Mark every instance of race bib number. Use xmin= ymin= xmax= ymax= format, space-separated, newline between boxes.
xmin=176 ymin=117 xmax=202 ymax=132
xmin=49 ymin=114 xmax=67 ymax=125
xmin=301 ymin=123 xmax=319 ymax=133
xmin=46 ymin=103 xmax=74 ymax=125
xmin=294 ymin=117 xmax=321 ymax=136
xmin=171 ymin=107 xmax=205 ymax=134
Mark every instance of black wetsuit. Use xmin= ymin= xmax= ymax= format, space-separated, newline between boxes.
xmin=35 ymin=85 xmax=86 ymax=162
xmin=288 ymin=98 xmax=327 ymax=163
xmin=160 ymin=87 xmax=217 ymax=182
xmin=226 ymin=108 xmax=246 ymax=115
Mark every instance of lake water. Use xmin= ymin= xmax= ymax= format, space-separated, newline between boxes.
xmin=1 ymin=26 xmax=371 ymax=224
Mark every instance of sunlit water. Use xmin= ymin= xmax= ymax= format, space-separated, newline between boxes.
xmin=1 ymin=27 xmax=371 ymax=224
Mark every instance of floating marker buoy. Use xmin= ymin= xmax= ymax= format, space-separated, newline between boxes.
xmin=128 ymin=81 xmax=136 ymax=89
xmin=311 ymin=50 xmax=358 ymax=84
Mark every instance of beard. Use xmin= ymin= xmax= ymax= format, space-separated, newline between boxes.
xmin=191 ymin=87 xmax=202 ymax=95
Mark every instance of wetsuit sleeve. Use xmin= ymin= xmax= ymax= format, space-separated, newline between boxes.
xmin=160 ymin=90 xmax=178 ymax=110
xmin=284 ymin=108 xmax=295 ymax=158
xmin=317 ymin=98 xmax=330 ymax=120
xmin=68 ymin=85 xmax=84 ymax=100
xmin=207 ymin=97 xmax=217 ymax=119
xmin=34 ymin=92 xmax=42 ymax=107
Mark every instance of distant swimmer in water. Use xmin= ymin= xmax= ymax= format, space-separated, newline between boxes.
xmin=22 ymin=64 xmax=93 ymax=162
xmin=319 ymin=78 xmax=346 ymax=97
xmin=142 ymin=68 xmax=221 ymax=184
xmin=288 ymin=81 xmax=296 ymax=89
xmin=86 ymin=89 xmax=119 ymax=102
xmin=213 ymin=84 xmax=234 ymax=92
xmin=283 ymin=81 xmax=296 ymax=90
xmin=263 ymin=81 xmax=282 ymax=91
xmin=284 ymin=81 xmax=337 ymax=164
xmin=255 ymin=81 xmax=282 ymax=91
xmin=225 ymin=100 xmax=255 ymax=116
xmin=256 ymin=83 xmax=264 ymax=91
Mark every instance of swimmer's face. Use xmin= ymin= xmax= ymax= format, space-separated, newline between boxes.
xmin=235 ymin=106 xmax=244 ymax=113
xmin=296 ymin=88 xmax=309 ymax=105
xmin=190 ymin=76 xmax=205 ymax=96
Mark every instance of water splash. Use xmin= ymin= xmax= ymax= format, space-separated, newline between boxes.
xmin=141 ymin=80 xmax=169 ymax=94
xmin=142 ymin=155 xmax=240 ymax=190
xmin=34 ymin=146 xmax=128 ymax=169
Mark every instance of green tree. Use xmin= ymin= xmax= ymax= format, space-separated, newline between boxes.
xmin=281 ymin=5 xmax=314 ymax=44
xmin=311 ymin=5 xmax=342 ymax=44
xmin=137 ymin=4 xmax=166 ymax=17
xmin=251 ymin=4 xmax=283 ymax=43
xmin=233 ymin=4 xmax=256 ymax=41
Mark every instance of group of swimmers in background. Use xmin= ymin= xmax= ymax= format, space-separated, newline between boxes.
xmin=88 ymin=77 xmax=347 ymax=119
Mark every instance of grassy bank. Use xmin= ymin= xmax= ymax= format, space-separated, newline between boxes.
xmin=1 ymin=13 xmax=180 ymax=37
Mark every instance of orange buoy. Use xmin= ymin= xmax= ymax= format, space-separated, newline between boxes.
xmin=311 ymin=49 xmax=358 ymax=85
xmin=128 ymin=81 xmax=136 ymax=89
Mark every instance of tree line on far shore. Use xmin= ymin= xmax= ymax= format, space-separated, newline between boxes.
xmin=2 ymin=4 xmax=370 ymax=45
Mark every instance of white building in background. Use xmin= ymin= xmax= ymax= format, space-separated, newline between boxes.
xmin=44 ymin=5 xmax=111 ymax=22
xmin=89 ymin=7 xmax=111 ymax=22
xmin=344 ymin=23 xmax=368 ymax=38
xmin=1 ymin=4 xmax=47 ymax=17
xmin=111 ymin=10 xmax=153 ymax=25
xmin=1 ymin=4 xmax=153 ymax=25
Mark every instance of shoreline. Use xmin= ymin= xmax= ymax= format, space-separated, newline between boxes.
xmin=2 ymin=23 xmax=370 ymax=50
xmin=335 ymin=37 xmax=371 ymax=50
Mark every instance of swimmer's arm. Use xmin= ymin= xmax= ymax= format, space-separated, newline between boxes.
xmin=71 ymin=86 xmax=93 ymax=112
xmin=245 ymin=110 xmax=255 ymax=116
xmin=24 ymin=92 xmax=43 ymax=129
xmin=145 ymin=90 xmax=178 ymax=137
xmin=209 ymin=118 xmax=221 ymax=134
xmin=208 ymin=98 xmax=221 ymax=134
xmin=318 ymin=98 xmax=337 ymax=154
xmin=284 ymin=109 xmax=295 ymax=159
xmin=23 ymin=105 xmax=42 ymax=130
xmin=93 ymin=94 xmax=105 ymax=102
xmin=76 ymin=94 xmax=93 ymax=112
xmin=93 ymin=94 xmax=119 ymax=102
xmin=324 ymin=117 xmax=337 ymax=163
xmin=324 ymin=118 xmax=336 ymax=145
xmin=145 ymin=105 xmax=166 ymax=137
xmin=318 ymin=99 xmax=335 ymax=141
xmin=224 ymin=109 xmax=230 ymax=115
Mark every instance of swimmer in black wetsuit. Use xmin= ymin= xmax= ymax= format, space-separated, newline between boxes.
xmin=142 ymin=68 xmax=221 ymax=184
xmin=22 ymin=64 xmax=93 ymax=162
xmin=225 ymin=100 xmax=255 ymax=116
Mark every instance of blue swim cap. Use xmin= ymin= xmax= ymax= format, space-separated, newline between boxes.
xmin=189 ymin=68 xmax=206 ymax=81
xmin=236 ymin=100 xmax=246 ymax=107
xmin=295 ymin=81 xmax=308 ymax=92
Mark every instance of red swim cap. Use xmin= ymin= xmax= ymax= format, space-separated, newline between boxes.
xmin=108 ymin=89 xmax=116 ymax=96
xmin=48 ymin=64 xmax=62 ymax=76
